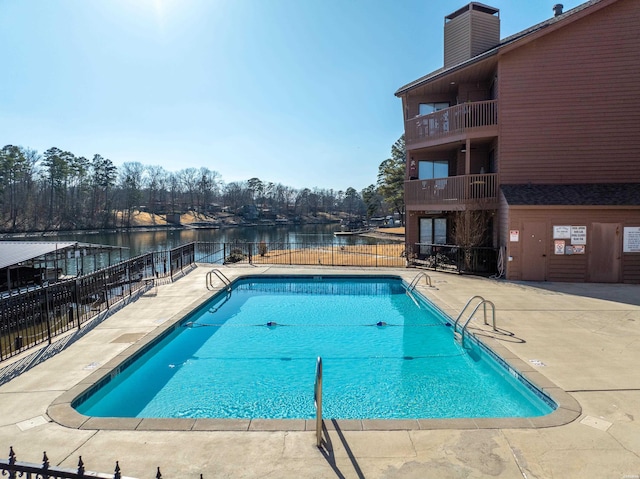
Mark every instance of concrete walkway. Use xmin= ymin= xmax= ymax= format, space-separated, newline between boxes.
xmin=1 ymin=265 xmax=639 ymax=478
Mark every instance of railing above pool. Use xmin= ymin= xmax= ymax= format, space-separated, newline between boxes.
xmin=197 ymin=242 xmax=407 ymax=268
xmin=453 ymin=295 xmax=497 ymax=348
xmin=206 ymin=268 xmax=231 ymax=291
xmin=315 ymin=356 xmax=323 ymax=448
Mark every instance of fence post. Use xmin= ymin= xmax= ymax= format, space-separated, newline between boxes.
xmin=44 ymin=286 xmax=52 ymax=345
xmin=104 ymin=271 xmax=110 ymax=310
xmin=376 ymin=244 xmax=378 ymax=268
xmin=74 ymin=278 xmax=81 ymax=330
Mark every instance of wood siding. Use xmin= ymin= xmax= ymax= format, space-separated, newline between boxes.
xmin=404 ymin=100 xmax=498 ymax=147
xmin=405 ymin=174 xmax=499 ymax=210
xmin=505 ymin=207 xmax=640 ymax=283
xmin=445 ymin=7 xmax=500 ymax=68
xmin=498 ymin=0 xmax=640 ymax=184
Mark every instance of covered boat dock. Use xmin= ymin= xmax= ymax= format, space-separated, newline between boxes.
xmin=0 ymin=241 xmax=125 ymax=295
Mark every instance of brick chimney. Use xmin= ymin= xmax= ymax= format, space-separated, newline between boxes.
xmin=444 ymin=3 xmax=500 ymax=69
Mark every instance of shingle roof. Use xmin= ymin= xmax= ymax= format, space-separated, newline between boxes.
xmin=395 ymin=0 xmax=607 ymax=96
xmin=501 ymin=183 xmax=640 ymax=206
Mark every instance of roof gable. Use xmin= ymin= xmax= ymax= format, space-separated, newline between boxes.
xmin=395 ymin=0 xmax=617 ymax=96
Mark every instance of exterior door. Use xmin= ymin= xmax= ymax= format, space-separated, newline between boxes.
xmin=522 ymin=222 xmax=547 ymax=281
xmin=589 ymin=223 xmax=621 ymax=283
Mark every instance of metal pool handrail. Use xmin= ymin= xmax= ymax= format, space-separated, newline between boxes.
xmin=458 ymin=300 xmax=496 ymax=348
xmin=453 ymin=296 xmax=497 ymax=349
xmin=206 ymin=269 xmax=231 ymax=291
xmin=314 ymin=356 xmax=323 ymax=447
xmin=453 ymin=295 xmax=486 ymax=331
xmin=408 ymin=271 xmax=432 ymax=290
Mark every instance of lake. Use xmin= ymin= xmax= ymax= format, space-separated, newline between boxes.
xmin=21 ymin=224 xmax=393 ymax=261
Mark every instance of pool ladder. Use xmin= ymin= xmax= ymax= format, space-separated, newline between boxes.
xmin=405 ymin=272 xmax=433 ymax=307
xmin=314 ymin=357 xmax=323 ymax=447
xmin=408 ymin=272 xmax=432 ymax=290
xmin=206 ymin=269 xmax=232 ymax=292
xmin=453 ymin=296 xmax=496 ymax=348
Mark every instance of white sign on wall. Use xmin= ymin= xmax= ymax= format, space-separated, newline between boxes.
xmin=510 ymin=230 xmax=519 ymax=242
xmin=623 ymin=227 xmax=640 ymax=253
xmin=571 ymin=226 xmax=587 ymax=245
xmin=553 ymin=226 xmax=571 ymax=239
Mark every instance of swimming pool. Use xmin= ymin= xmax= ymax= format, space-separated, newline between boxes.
xmin=74 ymin=275 xmax=554 ymax=420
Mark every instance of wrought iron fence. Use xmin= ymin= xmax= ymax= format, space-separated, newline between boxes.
xmin=196 ymin=242 xmax=407 ymax=268
xmin=409 ymin=243 xmax=498 ymax=275
xmin=0 ymin=244 xmax=196 ymax=362
xmin=0 ymin=447 xmax=203 ymax=479
xmin=0 ymin=239 xmax=497 ymax=362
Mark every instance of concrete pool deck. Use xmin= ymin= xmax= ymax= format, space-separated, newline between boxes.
xmin=1 ymin=265 xmax=639 ymax=478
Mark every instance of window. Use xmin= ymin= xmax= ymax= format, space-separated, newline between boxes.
xmin=418 ymin=160 xmax=449 ymax=180
xmin=418 ymin=103 xmax=450 ymax=135
xmin=419 ymin=218 xmax=448 ymax=244
xmin=419 ymin=103 xmax=449 ymax=115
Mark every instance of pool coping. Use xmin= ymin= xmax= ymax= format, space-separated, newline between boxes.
xmin=47 ymin=272 xmax=582 ymax=432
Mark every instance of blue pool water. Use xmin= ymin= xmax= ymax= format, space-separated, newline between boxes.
xmin=75 ymin=276 xmax=554 ymax=419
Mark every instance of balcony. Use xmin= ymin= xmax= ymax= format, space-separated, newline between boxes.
xmin=405 ymin=100 xmax=498 ymax=147
xmin=405 ymin=174 xmax=498 ymax=210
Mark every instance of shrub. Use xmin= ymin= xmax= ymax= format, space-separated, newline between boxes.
xmin=225 ymin=248 xmax=246 ymax=264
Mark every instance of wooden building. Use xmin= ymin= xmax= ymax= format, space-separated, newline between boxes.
xmin=395 ymin=0 xmax=640 ymax=283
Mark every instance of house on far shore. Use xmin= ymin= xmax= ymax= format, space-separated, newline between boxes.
xmin=396 ymin=0 xmax=640 ymax=282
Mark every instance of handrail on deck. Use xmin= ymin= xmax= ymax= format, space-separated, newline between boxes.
xmin=314 ymin=356 xmax=323 ymax=448
xmin=206 ymin=269 xmax=231 ymax=291
xmin=408 ymin=272 xmax=432 ymax=290
xmin=453 ymin=296 xmax=496 ymax=348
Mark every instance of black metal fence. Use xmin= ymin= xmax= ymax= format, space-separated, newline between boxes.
xmin=0 ymin=244 xmax=195 ymax=362
xmin=2 ymin=240 xmax=494 ymax=363
xmin=199 ymin=241 xmax=406 ymax=268
xmin=409 ymin=243 xmax=498 ymax=275
xmin=0 ymin=447 xmax=202 ymax=479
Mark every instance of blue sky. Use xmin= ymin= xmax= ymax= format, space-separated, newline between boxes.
xmin=0 ymin=0 xmax=579 ymax=191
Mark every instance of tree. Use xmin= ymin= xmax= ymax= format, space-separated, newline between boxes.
xmin=361 ymin=184 xmax=382 ymax=221
xmin=247 ymin=177 xmax=264 ymax=206
xmin=0 ymin=145 xmax=37 ymax=230
xmin=198 ymin=167 xmax=220 ymax=213
xmin=67 ymin=155 xmax=90 ymax=227
xmin=42 ymin=147 xmax=75 ymax=227
xmin=343 ymin=187 xmax=363 ymax=219
xmin=179 ymin=168 xmax=199 ymax=211
xmin=145 ymin=165 xmax=167 ymax=215
xmin=118 ymin=162 xmax=144 ymax=227
xmin=90 ymin=154 xmax=117 ymax=227
xmin=377 ymin=135 xmax=406 ymax=225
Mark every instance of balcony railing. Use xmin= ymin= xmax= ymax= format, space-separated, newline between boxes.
xmin=405 ymin=100 xmax=498 ymax=145
xmin=405 ymin=174 xmax=498 ymax=208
